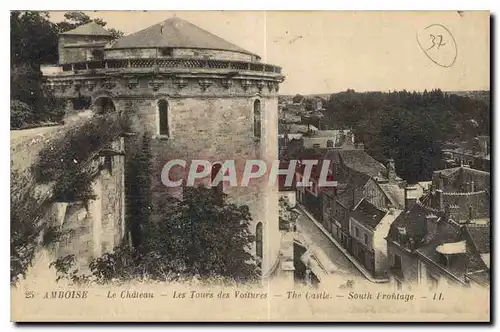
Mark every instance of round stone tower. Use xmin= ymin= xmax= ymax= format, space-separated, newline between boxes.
xmin=45 ymin=17 xmax=285 ymax=277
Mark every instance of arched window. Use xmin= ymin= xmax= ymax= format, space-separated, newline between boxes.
xmin=255 ymin=222 xmax=263 ymax=267
xmin=211 ymin=163 xmax=223 ymax=193
xmin=158 ymin=99 xmax=169 ymax=136
xmin=93 ymin=96 xmax=115 ymax=114
xmin=254 ymin=99 xmax=261 ymax=138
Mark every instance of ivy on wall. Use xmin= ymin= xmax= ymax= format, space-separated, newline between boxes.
xmin=11 ymin=113 xmax=128 ymax=284
xmin=33 ymin=114 xmax=125 ymax=201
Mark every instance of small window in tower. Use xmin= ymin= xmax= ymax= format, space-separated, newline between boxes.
xmin=211 ymin=163 xmax=223 ymax=194
xmin=158 ymin=99 xmax=169 ymax=136
xmin=160 ymin=48 xmax=174 ymax=57
xmin=255 ymin=222 xmax=263 ymax=268
xmin=103 ymin=155 xmax=113 ymax=175
xmin=254 ymin=99 xmax=261 ymax=139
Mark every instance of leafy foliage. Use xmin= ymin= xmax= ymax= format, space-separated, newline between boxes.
xmin=55 ymin=11 xmax=124 ymax=39
xmin=10 ymin=191 xmax=43 ymax=284
xmin=52 ymin=187 xmax=259 ymax=284
xmin=10 ymin=100 xmax=34 ymax=129
xmin=33 ymin=114 xmax=124 ymax=200
xmin=292 ymin=94 xmax=304 ymax=104
xmin=10 ymin=11 xmax=124 ymax=129
xmin=321 ymin=89 xmax=490 ymax=182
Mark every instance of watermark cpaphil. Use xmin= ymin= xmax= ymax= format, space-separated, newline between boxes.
xmin=161 ymin=159 xmax=338 ymax=188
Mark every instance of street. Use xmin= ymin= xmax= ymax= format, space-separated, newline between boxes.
xmin=296 ymin=210 xmax=363 ymax=279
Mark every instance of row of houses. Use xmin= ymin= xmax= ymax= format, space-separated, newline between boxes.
xmin=387 ymin=166 xmax=490 ymax=290
xmin=279 ymin=131 xmax=490 ymax=289
xmin=442 ymin=136 xmax=490 ymax=172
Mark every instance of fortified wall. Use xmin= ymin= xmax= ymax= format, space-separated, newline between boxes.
xmin=11 ymin=113 xmax=126 ymax=279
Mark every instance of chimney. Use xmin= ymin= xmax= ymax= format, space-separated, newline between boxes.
xmin=425 ymin=214 xmax=439 ymax=239
xmin=386 ymin=159 xmax=396 ymax=182
xmin=404 ymin=185 xmax=417 ymax=211
xmin=346 ymin=130 xmax=354 ymax=143
xmin=435 ymin=189 xmax=444 ymax=210
xmin=313 ymin=143 xmax=321 ymax=154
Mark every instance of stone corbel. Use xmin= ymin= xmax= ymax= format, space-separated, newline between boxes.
xmin=221 ymin=79 xmax=233 ymax=89
xmin=241 ymin=79 xmax=252 ymax=91
xmin=175 ymin=78 xmax=188 ymax=89
xmin=127 ymin=78 xmax=139 ymax=90
xmin=256 ymin=80 xmax=265 ymax=92
xmin=267 ymin=81 xmax=275 ymax=93
xmin=149 ymin=79 xmax=164 ymax=92
xmin=198 ymin=79 xmax=212 ymax=91
xmin=60 ymin=81 xmax=72 ymax=92
xmin=85 ymin=80 xmax=96 ymax=91
xmin=74 ymin=81 xmax=82 ymax=92
xmin=102 ymin=80 xmax=117 ymax=90
xmin=274 ymin=82 xmax=280 ymax=93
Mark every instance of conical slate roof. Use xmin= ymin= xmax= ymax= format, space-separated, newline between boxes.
xmin=109 ymin=17 xmax=257 ymax=56
xmin=61 ymin=21 xmax=112 ymax=36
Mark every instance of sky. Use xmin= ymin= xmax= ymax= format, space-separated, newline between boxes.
xmin=48 ymin=10 xmax=490 ymax=95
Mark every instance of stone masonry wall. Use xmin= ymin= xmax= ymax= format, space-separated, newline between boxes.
xmin=116 ymin=83 xmax=281 ymax=275
xmin=54 ymin=137 xmax=125 ymax=272
xmin=105 ymin=48 xmax=257 ymax=62
xmin=58 ymin=35 xmax=112 ymax=64
xmin=98 ymin=137 xmax=126 ymax=253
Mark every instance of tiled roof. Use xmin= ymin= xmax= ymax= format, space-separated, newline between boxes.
xmin=350 ymin=199 xmax=386 ymax=229
xmin=109 ymin=17 xmax=256 ymax=56
xmin=339 ymin=150 xmax=386 ymax=178
xmin=388 ymin=202 xmax=433 ymax=243
xmin=415 ymin=220 xmax=466 ymax=279
xmin=442 ymin=191 xmax=490 ymax=221
xmin=336 ymin=172 xmax=370 ymax=209
xmin=287 ymin=124 xmax=318 ymax=134
xmin=378 ymin=183 xmax=405 ymax=208
xmin=466 ymin=270 xmax=490 ymax=287
xmin=61 ymin=22 xmax=112 ymax=36
xmin=465 ymin=224 xmax=490 ymax=254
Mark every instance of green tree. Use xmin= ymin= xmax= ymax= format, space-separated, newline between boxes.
xmin=292 ymin=94 xmax=304 ymax=104
xmin=54 ymin=187 xmax=259 ymax=284
xmin=56 ymin=11 xmax=124 ymax=39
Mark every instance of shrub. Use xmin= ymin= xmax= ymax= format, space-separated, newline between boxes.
xmin=10 ymin=100 xmax=34 ymax=129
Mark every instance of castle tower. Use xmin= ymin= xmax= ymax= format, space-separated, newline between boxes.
xmin=46 ymin=17 xmax=285 ymax=277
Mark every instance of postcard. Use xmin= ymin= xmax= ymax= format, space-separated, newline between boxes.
xmin=10 ymin=10 xmax=490 ymax=322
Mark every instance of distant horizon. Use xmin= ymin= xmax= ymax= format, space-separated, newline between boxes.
xmin=279 ymin=89 xmax=491 ymax=97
